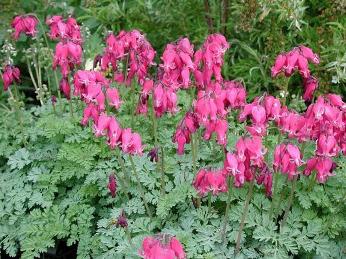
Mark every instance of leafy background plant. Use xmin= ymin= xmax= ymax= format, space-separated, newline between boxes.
xmin=0 ymin=0 xmax=345 ymax=258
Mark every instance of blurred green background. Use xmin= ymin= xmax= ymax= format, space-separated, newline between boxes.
xmin=1 ymin=0 xmax=345 ymax=100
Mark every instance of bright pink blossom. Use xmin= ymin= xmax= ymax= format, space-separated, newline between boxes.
xmin=2 ymin=65 xmax=20 ymax=91
xmin=81 ymin=103 xmax=99 ymax=125
xmin=46 ymin=16 xmax=82 ymax=44
xmin=106 ymin=88 xmax=122 ymax=109
xmin=139 ymin=235 xmax=186 ymax=259
xmin=11 ymin=15 xmax=38 ymax=39
xmin=271 ymin=46 xmax=319 ymax=79
xmin=121 ymin=128 xmax=144 ymax=155
xmin=304 ymin=156 xmax=336 ymax=183
xmin=273 ymin=143 xmax=303 ymax=180
xmin=303 ymin=76 xmax=318 ymax=102
xmin=194 ymin=34 xmax=229 ymax=87
xmin=53 ymin=42 xmax=82 ymax=77
xmin=193 ymin=168 xmax=228 ymax=197
xmin=59 ymin=78 xmax=71 ymax=99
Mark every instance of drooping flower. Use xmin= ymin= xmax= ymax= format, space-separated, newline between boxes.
xmin=53 ymin=42 xmax=82 ymax=77
xmin=304 ymin=156 xmax=336 ymax=183
xmin=121 ymin=128 xmax=144 ymax=155
xmin=159 ymin=37 xmax=195 ymax=89
xmin=256 ymin=163 xmax=273 ymax=197
xmin=193 ymin=168 xmax=228 ymax=197
xmin=148 ymin=147 xmax=159 ymax=162
xmin=273 ymin=143 xmax=303 ymax=180
xmin=106 ymin=87 xmax=122 ymax=109
xmin=2 ymin=65 xmax=20 ymax=91
xmin=223 ymin=80 xmax=246 ymax=109
xmin=116 ymin=210 xmax=128 ymax=228
xmin=271 ymin=46 xmax=319 ymax=79
xmin=173 ymin=112 xmax=199 ymax=154
xmin=194 ymin=34 xmax=230 ymax=87
xmin=46 ymin=15 xmax=82 ymax=44
xmin=139 ymin=234 xmax=186 ymax=259
xmin=81 ymin=103 xmax=99 ymax=125
xmin=100 ymin=30 xmax=155 ymax=86
xmin=59 ymin=77 xmax=71 ymax=99
xmin=11 ymin=15 xmax=38 ymax=40
xmin=108 ymin=173 xmax=117 ymax=198
xmin=303 ymin=76 xmax=318 ymax=102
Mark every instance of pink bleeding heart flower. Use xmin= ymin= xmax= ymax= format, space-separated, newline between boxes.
xmin=316 ymin=134 xmax=339 ymax=157
xmin=264 ymin=95 xmax=281 ymax=120
xmin=121 ymin=128 xmax=144 ymax=155
xmin=139 ymin=235 xmax=186 ymax=259
xmin=304 ymin=156 xmax=336 ymax=183
xmin=173 ymin=112 xmax=198 ymax=155
xmin=106 ymin=87 xmax=122 ymax=109
xmin=303 ymin=76 xmax=318 ymax=102
xmin=273 ymin=143 xmax=303 ymax=180
xmin=81 ymin=103 xmax=99 ymax=125
xmin=2 ymin=65 xmax=20 ymax=91
xmin=299 ymin=45 xmax=320 ymax=64
xmin=11 ymin=15 xmax=38 ymax=40
xmin=224 ymin=80 xmax=246 ymax=109
xmin=193 ymin=168 xmax=228 ymax=197
xmin=93 ymin=113 xmax=111 ymax=137
xmin=256 ymin=164 xmax=273 ymax=197
xmin=271 ymin=54 xmax=287 ymax=77
xmin=107 ymin=173 xmax=117 ymax=198
xmin=59 ymin=78 xmax=71 ymax=99
xmin=107 ymin=117 xmax=122 ymax=149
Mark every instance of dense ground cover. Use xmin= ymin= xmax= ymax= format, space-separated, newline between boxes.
xmin=0 ymin=1 xmax=345 ymax=259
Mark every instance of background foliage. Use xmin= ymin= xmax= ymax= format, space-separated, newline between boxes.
xmin=0 ymin=0 xmax=345 ymax=258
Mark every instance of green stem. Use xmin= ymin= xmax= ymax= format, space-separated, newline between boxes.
xmin=125 ymin=227 xmax=133 ymax=247
xmin=208 ymin=192 xmax=212 ymax=213
xmin=235 ymin=180 xmax=255 ymax=255
xmin=116 ymin=149 xmax=131 ymax=186
xmin=129 ymin=155 xmax=153 ymax=219
xmin=269 ymin=172 xmax=279 ymax=218
xmin=160 ymin=146 xmax=165 ymax=195
xmin=191 ymin=134 xmax=196 ymax=173
xmin=280 ymin=176 xmax=297 ymax=231
xmin=221 ymin=176 xmax=232 ymax=243
xmin=307 ymin=171 xmax=316 ymax=192
xmin=269 ymin=133 xmax=282 ymax=217
xmin=69 ymin=97 xmax=74 ymax=118
xmin=26 ymin=58 xmax=43 ymax=105
xmin=53 ymin=70 xmax=63 ymax=113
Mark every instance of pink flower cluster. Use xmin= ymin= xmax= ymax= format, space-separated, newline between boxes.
xmin=100 ymin=30 xmax=155 ymax=85
xmin=75 ymin=70 xmax=144 ymax=154
xmin=193 ymin=168 xmax=228 ymax=197
xmin=271 ymin=45 xmax=320 ymax=101
xmin=1 ymin=65 xmax=20 ymax=91
xmin=302 ymin=95 xmax=345 ymax=182
xmin=138 ymin=38 xmax=195 ymax=117
xmin=139 ymin=235 xmax=185 ymax=259
xmin=273 ymin=143 xmax=303 ymax=180
xmin=239 ymin=95 xmax=282 ymax=137
xmin=224 ymin=136 xmax=267 ymax=189
xmin=11 ymin=15 xmax=38 ymax=40
xmin=194 ymin=34 xmax=229 ymax=87
xmin=173 ymin=80 xmax=246 ymax=154
xmin=48 ymin=16 xmax=83 ymax=98
xmin=160 ymin=38 xmax=195 ymax=90
xmin=46 ymin=16 xmax=82 ymax=44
